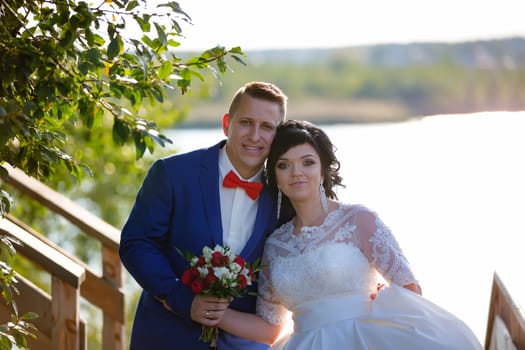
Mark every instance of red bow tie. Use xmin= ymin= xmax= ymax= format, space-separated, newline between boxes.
xmin=223 ymin=171 xmax=263 ymax=200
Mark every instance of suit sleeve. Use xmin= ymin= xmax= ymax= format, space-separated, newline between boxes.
xmin=119 ymin=159 xmax=194 ymax=321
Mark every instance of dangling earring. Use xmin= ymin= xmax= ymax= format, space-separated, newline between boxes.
xmin=320 ymin=183 xmax=328 ymax=214
xmin=277 ymin=187 xmax=282 ymax=219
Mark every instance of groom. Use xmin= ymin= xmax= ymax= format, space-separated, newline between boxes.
xmin=119 ymin=81 xmax=288 ymax=349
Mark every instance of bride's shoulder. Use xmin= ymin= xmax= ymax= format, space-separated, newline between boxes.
xmin=337 ymin=203 xmax=381 ymax=228
xmin=339 ymin=202 xmax=376 ymax=216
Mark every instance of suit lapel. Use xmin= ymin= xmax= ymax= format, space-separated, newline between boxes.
xmin=200 ymin=141 xmax=225 ymax=246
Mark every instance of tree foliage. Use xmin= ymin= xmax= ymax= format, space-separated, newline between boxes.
xmin=0 ymin=0 xmax=245 ymax=347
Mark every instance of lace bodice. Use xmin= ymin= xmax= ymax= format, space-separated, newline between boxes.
xmin=256 ymin=203 xmax=419 ymax=325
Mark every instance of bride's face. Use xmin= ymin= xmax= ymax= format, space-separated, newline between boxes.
xmin=274 ymin=143 xmax=323 ymax=204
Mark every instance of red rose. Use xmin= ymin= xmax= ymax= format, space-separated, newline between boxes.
xmin=237 ymin=274 xmax=247 ymax=289
xmin=197 ymin=256 xmax=206 ymax=267
xmin=181 ymin=269 xmax=193 ymax=285
xmin=204 ymin=271 xmax=219 ymax=288
xmin=190 ymin=279 xmax=204 ymax=294
xmin=234 ymin=256 xmax=245 ymax=269
xmin=181 ymin=267 xmax=199 ymax=285
xmin=211 ymin=252 xmax=227 ymax=267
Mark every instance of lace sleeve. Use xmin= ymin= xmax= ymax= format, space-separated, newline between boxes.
xmin=354 ymin=209 xmax=418 ymax=286
xmin=255 ymin=237 xmax=289 ymax=325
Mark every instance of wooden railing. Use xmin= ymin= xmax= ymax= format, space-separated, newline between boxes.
xmin=485 ymin=272 xmax=525 ymax=350
xmin=0 ymin=163 xmax=125 ymax=350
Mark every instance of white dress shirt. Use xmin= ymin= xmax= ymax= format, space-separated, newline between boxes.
xmin=219 ymin=146 xmax=262 ymax=255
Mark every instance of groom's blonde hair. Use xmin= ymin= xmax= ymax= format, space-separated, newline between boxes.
xmin=228 ymin=81 xmax=288 ymax=121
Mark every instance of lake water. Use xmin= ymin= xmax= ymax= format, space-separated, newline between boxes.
xmin=165 ymin=111 xmax=525 ymax=343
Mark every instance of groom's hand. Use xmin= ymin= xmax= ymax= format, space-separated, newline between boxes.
xmin=191 ymin=295 xmax=231 ymax=327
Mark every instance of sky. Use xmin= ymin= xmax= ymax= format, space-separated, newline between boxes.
xmin=171 ymin=0 xmax=525 ymax=51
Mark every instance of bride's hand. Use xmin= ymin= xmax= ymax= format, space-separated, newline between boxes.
xmin=191 ymin=294 xmax=231 ymax=326
xmin=370 ymin=283 xmax=385 ymax=300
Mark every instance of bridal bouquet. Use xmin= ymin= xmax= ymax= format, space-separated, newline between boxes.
xmin=177 ymin=244 xmax=260 ymax=348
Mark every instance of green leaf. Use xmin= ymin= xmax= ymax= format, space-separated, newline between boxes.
xmin=86 ymin=48 xmax=102 ymax=64
xmin=93 ymin=33 xmax=105 ymax=46
xmin=158 ymin=61 xmax=172 ymax=80
xmin=0 ymin=334 xmax=13 ymax=349
xmin=85 ymin=29 xmax=95 ymax=46
xmin=20 ymin=312 xmax=39 ymax=321
xmin=147 ymin=129 xmax=172 ymax=147
xmin=79 ymin=99 xmax=95 ymax=128
xmin=134 ymin=15 xmax=151 ymax=32
xmin=229 ymin=46 xmax=244 ymax=54
xmin=141 ymin=35 xmax=154 ymax=49
xmin=112 ymin=118 xmax=129 ymax=145
xmin=230 ymin=54 xmax=247 ymax=66
xmin=167 ymin=39 xmax=181 ymax=48
xmin=13 ymin=331 xmax=27 ymax=348
xmin=144 ymin=133 xmax=155 ymax=153
xmin=132 ymin=133 xmax=146 ymax=159
xmin=92 ymin=105 xmax=104 ymax=128
xmin=22 ymin=101 xmax=37 ymax=114
xmin=158 ymin=1 xmax=191 ymax=22
xmin=154 ymin=23 xmax=167 ymax=47
xmin=125 ymin=0 xmax=139 ymax=11
xmin=107 ymin=36 xmax=124 ymax=60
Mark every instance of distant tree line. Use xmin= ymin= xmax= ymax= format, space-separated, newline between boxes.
xmin=172 ymin=37 xmax=525 ymax=125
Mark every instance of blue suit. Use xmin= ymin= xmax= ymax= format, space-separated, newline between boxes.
xmin=120 ymin=140 xmax=278 ymax=350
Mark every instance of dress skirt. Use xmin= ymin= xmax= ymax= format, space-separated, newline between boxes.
xmin=270 ymin=284 xmax=483 ymax=350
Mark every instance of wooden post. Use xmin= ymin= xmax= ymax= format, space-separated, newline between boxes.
xmin=485 ymin=272 xmax=525 ymax=349
xmin=102 ymin=244 xmax=125 ymax=350
xmin=51 ymin=277 xmax=82 ymax=350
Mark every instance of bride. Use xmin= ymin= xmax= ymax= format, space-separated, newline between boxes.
xmin=218 ymin=120 xmax=483 ymax=349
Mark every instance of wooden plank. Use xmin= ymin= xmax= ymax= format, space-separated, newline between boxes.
xmin=485 ymin=272 xmax=525 ymax=349
xmin=0 ymin=276 xmax=52 ymax=350
xmin=83 ymin=271 xmax=125 ymax=323
xmin=10 ymin=274 xmax=52 ymax=336
xmin=0 ymin=217 xmax=85 ymax=287
xmin=26 ymin=327 xmax=52 ymax=350
xmin=3 ymin=163 xmax=120 ymax=249
xmin=13 ymin=275 xmax=53 ymax=350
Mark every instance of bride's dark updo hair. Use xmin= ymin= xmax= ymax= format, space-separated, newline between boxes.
xmin=266 ymin=120 xmax=344 ymax=199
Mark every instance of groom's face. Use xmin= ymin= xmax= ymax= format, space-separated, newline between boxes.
xmin=223 ymin=95 xmax=281 ymax=179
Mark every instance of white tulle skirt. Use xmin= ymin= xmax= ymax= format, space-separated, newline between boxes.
xmin=271 ymin=285 xmax=483 ymax=350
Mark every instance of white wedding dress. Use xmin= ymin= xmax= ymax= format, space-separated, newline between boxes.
xmin=256 ymin=203 xmax=483 ymax=349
